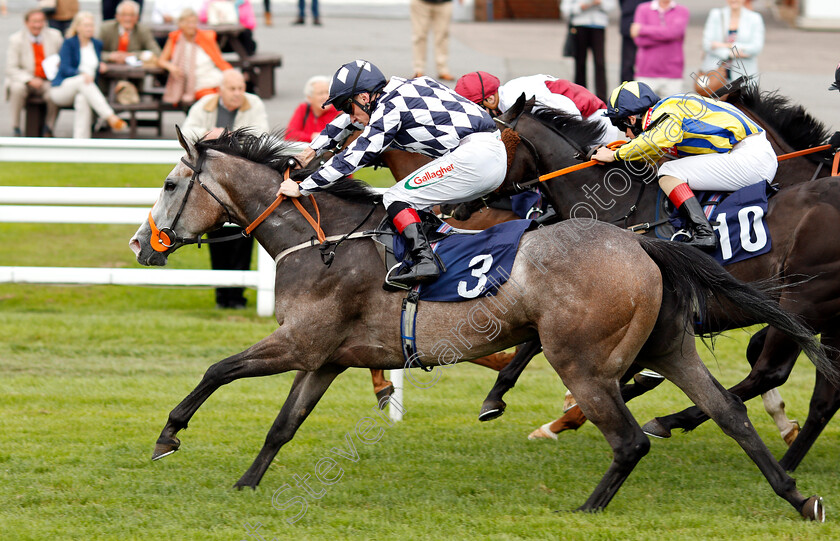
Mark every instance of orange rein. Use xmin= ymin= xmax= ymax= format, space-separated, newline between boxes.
xmin=535 ymin=142 xmax=838 ymax=183
xmin=148 ymin=168 xmax=326 ymax=253
xmin=244 ymin=168 xmax=326 ymax=243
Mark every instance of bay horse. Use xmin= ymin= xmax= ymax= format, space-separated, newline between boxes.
xmin=129 ymin=128 xmax=830 ymax=518
xmin=480 ymin=92 xmax=840 ymax=472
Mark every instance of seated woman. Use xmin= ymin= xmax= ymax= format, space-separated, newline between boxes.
xmin=48 ymin=11 xmax=128 ymax=138
xmin=285 ymin=75 xmax=340 ymax=143
xmin=158 ymin=8 xmax=232 ymax=106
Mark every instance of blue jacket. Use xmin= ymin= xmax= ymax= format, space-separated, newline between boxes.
xmin=52 ymin=35 xmax=104 ymax=87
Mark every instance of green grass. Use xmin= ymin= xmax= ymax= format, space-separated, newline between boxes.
xmin=1 ymin=164 xmax=839 ymax=539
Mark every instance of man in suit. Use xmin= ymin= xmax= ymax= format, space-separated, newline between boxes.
xmin=5 ymin=9 xmax=64 ymax=136
xmin=619 ymin=0 xmax=645 ymax=83
xmin=181 ymin=69 xmax=270 ymax=309
xmin=99 ymin=0 xmax=160 ymax=64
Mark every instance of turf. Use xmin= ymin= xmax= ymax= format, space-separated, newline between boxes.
xmin=1 ymin=163 xmax=839 ymax=540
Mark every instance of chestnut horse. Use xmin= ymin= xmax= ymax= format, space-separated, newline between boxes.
xmin=130 ymin=128 xmax=830 ymax=517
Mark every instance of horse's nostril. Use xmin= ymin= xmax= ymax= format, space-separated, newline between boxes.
xmin=129 ymin=238 xmax=141 ymax=257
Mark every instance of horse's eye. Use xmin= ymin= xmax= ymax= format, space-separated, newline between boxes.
xmin=164 ymin=181 xmax=176 ymax=192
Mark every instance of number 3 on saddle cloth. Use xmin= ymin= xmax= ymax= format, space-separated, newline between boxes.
xmin=374 ymin=212 xmax=537 ymax=301
xmin=667 ymin=181 xmax=776 ymax=266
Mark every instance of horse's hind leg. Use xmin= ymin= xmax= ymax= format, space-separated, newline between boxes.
xmin=153 ymin=329 xmax=306 ymax=460
xmin=780 ymin=322 xmax=840 ymax=471
xmin=644 ymin=328 xmax=801 ymax=438
xmin=478 ymin=339 xmax=542 ymax=421
xmin=643 ymin=334 xmax=823 ymax=520
xmin=235 ymin=364 xmax=346 ymax=489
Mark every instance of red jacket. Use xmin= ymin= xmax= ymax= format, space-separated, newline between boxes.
xmin=544 ymin=79 xmax=606 ymax=118
xmin=285 ymin=102 xmax=340 ymax=143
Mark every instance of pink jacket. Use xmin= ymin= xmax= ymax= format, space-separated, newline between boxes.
xmin=200 ymin=0 xmax=257 ymax=31
xmin=632 ymin=1 xmax=690 ymax=79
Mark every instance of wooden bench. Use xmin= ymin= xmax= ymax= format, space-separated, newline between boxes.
xmin=229 ymin=53 xmax=283 ymax=99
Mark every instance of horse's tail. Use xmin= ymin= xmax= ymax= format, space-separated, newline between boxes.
xmin=637 ymin=236 xmax=839 ymax=385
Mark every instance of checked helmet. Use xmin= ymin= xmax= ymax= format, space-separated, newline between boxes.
xmin=323 ymin=60 xmax=387 ymax=113
xmin=605 ymin=81 xmax=660 ymax=121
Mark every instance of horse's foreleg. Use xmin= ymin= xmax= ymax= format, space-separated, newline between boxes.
xmin=153 ymin=330 xmax=304 ymax=460
xmin=478 ymin=339 xmax=542 ymax=421
xmin=235 ymin=364 xmax=346 ymax=489
xmin=644 ymin=329 xmax=801 ymax=438
xmin=369 ymin=369 xmax=393 ymax=409
xmin=644 ymin=336 xmax=820 ymax=520
xmin=762 ymin=388 xmax=800 ymax=446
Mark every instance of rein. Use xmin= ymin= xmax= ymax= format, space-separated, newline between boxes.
xmin=512 ymin=140 xmax=628 ymax=191
xmin=148 ymin=157 xmax=326 ymax=253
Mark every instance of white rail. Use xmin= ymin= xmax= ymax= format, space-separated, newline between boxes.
xmin=0 ymin=186 xmax=278 ymax=317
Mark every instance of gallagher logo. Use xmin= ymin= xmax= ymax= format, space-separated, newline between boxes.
xmin=404 ymin=163 xmax=455 ymax=190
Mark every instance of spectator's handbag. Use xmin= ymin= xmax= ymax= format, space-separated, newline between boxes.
xmin=562 ymin=21 xmax=577 ymax=58
xmin=38 ymin=0 xmax=56 ymax=16
xmin=115 ymin=81 xmax=140 ymax=105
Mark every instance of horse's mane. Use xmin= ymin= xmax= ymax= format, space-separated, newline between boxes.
xmin=527 ymin=108 xmax=607 ymax=151
xmin=728 ymin=84 xmax=831 ymax=154
xmin=196 ymin=128 xmax=383 ymax=206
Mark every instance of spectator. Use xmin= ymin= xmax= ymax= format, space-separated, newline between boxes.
xmin=48 ymin=12 xmax=127 ymax=138
xmin=1 ymin=0 xmax=7 ymax=17
xmin=102 ymin=0 xmax=143 ymax=21
xmin=631 ymin=0 xmax=690 ymax=97
xmin=293 ymin=0 xmax=320 ymax=26
xmin=619 ymin=0 xmax=645 ymax=83
xmin=455 ymin=71 xmax=625 ymax=145
xmin=99 ymin=0 xmax=160 ymax=64
xmin=285 ymin=75 xmax=340 ymax=142
xmin=181 ymin=70 xmax=269 ymax=309
xmin=263 ymin=0 xmax=272 ymax=26
xmin=158 ymin=8 xmax=232 ymax=106
xmin=410 ymin=0 xmax=456 ymax=80
xmin=701 ymin=0 xmax=765 ymax=83
xmin=199 ymin=0 xmax=257 ymax=56
xmin=5 ymin=9 xmax=64 ymax=137
xmin=47 ymin=0 xmax=79 ymax=36
xmin=560 ymin=0 xmax=615 ymax=102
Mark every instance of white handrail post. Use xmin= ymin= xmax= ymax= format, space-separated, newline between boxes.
xmin=389 ymin=369 xmax=404 ymax=422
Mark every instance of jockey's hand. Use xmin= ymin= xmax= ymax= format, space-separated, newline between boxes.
xmin=296 ymin=147 xmax=316 ymax=168
xmin=277 ymin=178 xmax=302 ymax=198
xmin=592 ymin=146 xmax=616 ymax=163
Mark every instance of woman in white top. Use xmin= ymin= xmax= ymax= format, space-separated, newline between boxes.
xmin=702 ymin=0 xmax=765 ymax=82
xmin=48 ymin=12 xmax=126 ymax=138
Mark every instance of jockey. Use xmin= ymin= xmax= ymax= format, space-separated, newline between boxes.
xmin=454 ymin=71 xmax=626 ymax=146
xmin=277 ymin=60 xmax=506 ymax=288
xmin=593 ymin=81 xmax=778 ymax=251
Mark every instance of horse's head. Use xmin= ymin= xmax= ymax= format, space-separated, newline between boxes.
xmin=129 ymin=126 xmax=248 ymax=266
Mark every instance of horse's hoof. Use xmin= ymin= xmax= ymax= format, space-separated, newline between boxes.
xmin=527 ymin=422 xmax=558 ymax=441
xmin=642 ymin=418 xmax=671 ymax=439
xmin=478 ymin=399 xmax=506 ymax=422
xmin=782 ymin=420 xmax=800 ymax=447
xmin=152 ymin=435 xmax=181 ymax=461
xmin=801 ymin=496 xmax=826 ymax=522
xmin=375 ymin=384 xmax=394 ymax=410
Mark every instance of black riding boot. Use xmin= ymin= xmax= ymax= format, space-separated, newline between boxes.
xmin=390 ymin=222 xmax=440 ymax=288
xmin=679 ymin=196 xmax=717 ymax=251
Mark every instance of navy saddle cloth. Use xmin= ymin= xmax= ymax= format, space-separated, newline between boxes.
xmin=376 ymin=212 xmax=536 ymax=302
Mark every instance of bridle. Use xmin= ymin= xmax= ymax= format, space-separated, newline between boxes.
xmin=148 ymin=153 xmax=327 ymax=253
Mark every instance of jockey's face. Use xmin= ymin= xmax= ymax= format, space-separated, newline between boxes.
xmin=480 ymin=92 xmax=501 ymax=116
xmin=346 ymin=92 xmax=371 ymax=125
xmin=624 ymin=115 xmax=639 ymax=139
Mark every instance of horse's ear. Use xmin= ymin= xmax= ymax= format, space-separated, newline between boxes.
xmin=524 ymin=96 xmax=536 ymax=113
xmin=175 ymin=125 xmax=193 ymax=158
